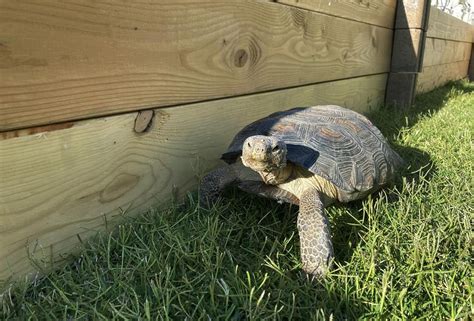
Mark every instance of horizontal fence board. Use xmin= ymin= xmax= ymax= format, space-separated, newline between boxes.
xmin=275 ymin=0 xmax=396 ymax=28
xmin=416 ymin=60 xmax=469 ymax=93
xmin=427 ymin=6 xmax=473 ymax=42
xmin=423 ymin=38 xmax=472 ymax=67
xmin=0 ymin=0 xmax=392 ymax=131
xmin=0 ymin=74 xmax=387 ymax=283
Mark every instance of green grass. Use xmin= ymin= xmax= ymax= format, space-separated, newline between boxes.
xmin=1 ymin=81 xmax=473 ymax=320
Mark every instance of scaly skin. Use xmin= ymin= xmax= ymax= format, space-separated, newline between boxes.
xmin=237 ymin=181 xmax=300 ymax=205
xmin=297 ymin=189 xmax=334 ymax=276
xmin=199 ymin=166 xmax=237 ymax=208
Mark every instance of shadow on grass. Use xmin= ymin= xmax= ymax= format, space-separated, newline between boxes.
xmin=372 ymin=81 xmax=473 ymax=135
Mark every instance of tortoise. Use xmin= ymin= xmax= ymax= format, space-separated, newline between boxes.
xmin=199 ymin=105 xmax=404 ymax=276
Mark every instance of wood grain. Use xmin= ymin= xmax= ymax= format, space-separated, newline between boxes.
xmin=0 ymin=0 xmax=392 ymax=132
xmin=423 ymin=38 xmax=472 ymax=67
xmin=0 ymin=74 xmax=387 ymax=283
xmin=276 ymin=0 xmax=396 ymax=28
xmin=427 ymin=6 xmax=473 ymax=43
xmin=416 ymin=60 xmax=469 ymax=93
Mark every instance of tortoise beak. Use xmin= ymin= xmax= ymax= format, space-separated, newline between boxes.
xmin=241 ymin=157 xmax=268 ymax=171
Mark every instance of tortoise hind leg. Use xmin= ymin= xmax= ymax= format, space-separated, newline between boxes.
xmin=298 ymin=189 xmax=334 ymax=277
xmin=237 ymin=181 xmax=299 ymax=205
xmin=199 ymin=166 xmax=237 ymax=208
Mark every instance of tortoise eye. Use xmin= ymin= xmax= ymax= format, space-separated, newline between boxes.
xmin=272 ymin=146 xmax=279 ymax=152
xmin=247 ymin=142 xmax=252 ymax=148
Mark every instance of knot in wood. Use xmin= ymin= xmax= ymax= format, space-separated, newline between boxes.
xmin=234 ymin=49 xmax=248 ymax=68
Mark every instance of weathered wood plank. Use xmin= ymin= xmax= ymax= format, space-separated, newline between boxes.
xmin=469 ymin=49 xmax=474 ymax=81
xmin=275 ymin=0 xmax=396 ymax=28
xmin=0 ymin=0 xmax=392 ymax=132
xmin=427 ymin=6 xmax=473 ymax=42
xmin=0 ymin=74 xmax=387 ymax=283
xmin=391 ymin=28 xmax=424 ymax=72
xmin=423 ymin=38 xmax=472 ymax=67
xmin=385 ymin=0 xmax=430 ymax=108
xmin=416 ymin=60 xmax=470 ymax=93
xmin=385 ymin=72 xmax=417 ymax=107
xmin=394 ymin=0 xmax=430 ymax=30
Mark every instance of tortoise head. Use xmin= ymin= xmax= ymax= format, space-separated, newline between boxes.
xmin=241 ymin=135 xmax=287 ymax=172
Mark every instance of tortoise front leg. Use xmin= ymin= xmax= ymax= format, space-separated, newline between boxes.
xmin=298 ymin=189 xmax=334 ymax=277
xmin=199 ymin=166 xmax=237 ymax=208
xmin=237 ymin=181 xmax=299 ymax=205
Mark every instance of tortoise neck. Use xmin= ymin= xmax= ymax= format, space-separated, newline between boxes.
xmin=259 ymin=164 xmax=293 ymax=185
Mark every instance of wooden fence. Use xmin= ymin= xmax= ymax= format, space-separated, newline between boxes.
xmin=0 ymin=0 xmax=471 ymax=285
xmin=417 ymin=7 xmax=473 ymax=93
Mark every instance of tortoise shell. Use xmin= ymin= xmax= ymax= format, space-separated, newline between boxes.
xmin=221 ymin=105 xmax=403 ymax=196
